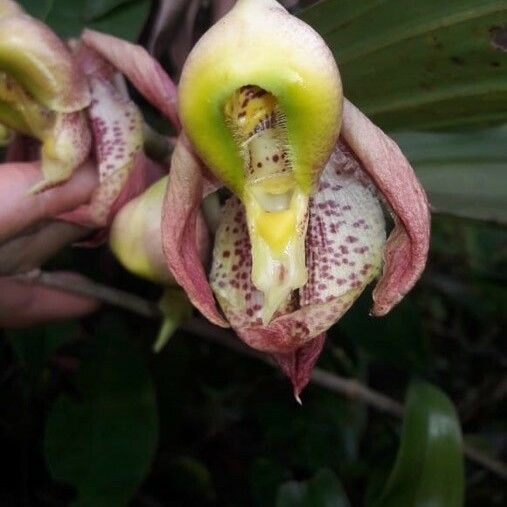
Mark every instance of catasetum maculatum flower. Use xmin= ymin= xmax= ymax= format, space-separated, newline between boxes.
xmin=162 ymin=0 xmax=431 ymax=396
xmin=32 ymin=0 xmax=429 ymax=397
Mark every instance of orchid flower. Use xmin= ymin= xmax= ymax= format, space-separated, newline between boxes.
xmin=161 ymin=0 xmax=431 ymax=396
xmin=0 ymin=0 xmax=180 ymax=240
xmin=0 ymin=0 xmax=91 ymax=192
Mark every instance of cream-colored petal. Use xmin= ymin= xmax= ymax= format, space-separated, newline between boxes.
xmin=0 ymin=0 xmax=23 ymax=18
xmin=179 ymin=0 xmax=341 ymax=195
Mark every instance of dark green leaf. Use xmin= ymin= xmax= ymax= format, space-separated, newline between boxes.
xmin=44 ymin=318 xmax=158 ymax=506
xmin=17 ymin=0 xmax=55 ymax=19
xmin=255 ymin=389 xmax=363 ymax=470
xmin=393 ymin=127 xmax=507 ymax=224
xmin=277 ymin=469 xmax=351 ymax=507
xmin=89 ymin=0 xmax=151 ymax=42
xmin=301 ymin=1 xmax=507 ymax=130
xmin=84 ymin=0 xmax=136 ymax=19
xmin=375 ymin=382 xmax=465 ymax=507
xmin=18 ymin=0 xmax=151 ymax=41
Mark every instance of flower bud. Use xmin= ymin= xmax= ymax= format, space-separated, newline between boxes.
xmin=110 ymin=176 xmax=196 ymax=353
xmin=110 ymin=176 xmax=173 ymax=285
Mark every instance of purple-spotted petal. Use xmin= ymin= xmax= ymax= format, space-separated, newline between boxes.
xmin=210 ymin=150 xmax=386 ymax=354
xmin=300 ymin=145 xmax=386 ymax=324
xmin=75 ymin=77 xmax=142 ymax=227
xmin=341 ymin=99 xmax=431 ymax=316
xmin=58 ymin=46 xmax=153 ymax=236
xmin=82 ymin=29 xmax=180 ymax=131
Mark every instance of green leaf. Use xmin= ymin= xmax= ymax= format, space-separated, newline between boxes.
xmin=44 ymin=318 xmax=158 ymax=507
xmin=375 ymin=382 xmax=465 ymax=507
xmin=276 ymin=469 xmax=351 ymax=507
xmin=301 ymin=0 xmax=507 ymax=130
xmin=393 ymin=127 xmax=507 ymax=224
xmin=89 ymin=0 xmax=151 ymax=42
xmin=164 ymin=456 xmax=216 ymax=503
xmin=18 ymin=0 xmax=151 ymax=41
xmin=17 ymin=0 xmax=56 ymax=19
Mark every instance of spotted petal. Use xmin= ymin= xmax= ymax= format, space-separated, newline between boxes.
xmin=82 ymin=29 xmax=180 ymax=131
xmin=341 ymin=100 xmax=431 ymax=316
xmin=59 ymin=77 xmax=141 ymax=223
xmin=210 ymin=149 xmax=386 ymax=354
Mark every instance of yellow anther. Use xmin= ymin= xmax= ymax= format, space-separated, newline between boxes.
xmin=257 ymin=208 xmax=296 ymax=255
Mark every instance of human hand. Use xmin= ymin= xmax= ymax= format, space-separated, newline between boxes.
xmin=0 ymin=159 xmax=100 ymax=326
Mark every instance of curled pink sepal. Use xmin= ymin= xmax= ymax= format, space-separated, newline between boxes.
xmin=341 ymin=99 xmax=431 ymax=316
xmin=162 ymin=135 xmax=229 ymax=328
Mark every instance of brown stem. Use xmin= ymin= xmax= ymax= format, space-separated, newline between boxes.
xmin=11 ymin=270 xmax=507 ymax=481
xmin=13 ymin=270 xmax=161 ymax=318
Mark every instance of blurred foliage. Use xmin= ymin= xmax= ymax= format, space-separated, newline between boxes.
xmin=0 ymin=0 xmax=506 ymax=506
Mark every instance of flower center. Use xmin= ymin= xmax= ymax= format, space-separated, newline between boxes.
xmin=223 ymin=85 xmax=308 ymax=323
xmin=224 ymin=85 xmax=299 ymax=252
